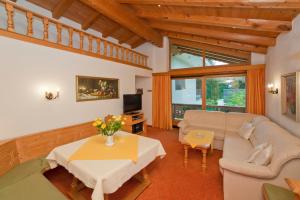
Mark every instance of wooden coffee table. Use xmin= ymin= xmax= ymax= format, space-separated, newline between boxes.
xmin=183 ymin=130 xmax=214 ymax=169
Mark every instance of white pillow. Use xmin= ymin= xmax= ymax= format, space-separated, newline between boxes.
xmin=249 ymin=144 xmax=273 ymax=166
xmin=238 ymin=122 xmax=255 ymax=140
xmin=249 ymin=133 xmax=257 ymax=147
xmin=247 ymin=143 xmax=269 ymax=163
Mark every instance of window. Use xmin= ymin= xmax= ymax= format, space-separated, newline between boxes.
xmin=172 ymin=78 xmax=202 ymax=120
xmin=171 ymin=75 xmax=246 ymax=121
xmin=170 ymin=44 xmax=249 ymax=70
xmin=175 ymin=80 xmax=186 ymax=90
xmin=171 ymin=45 xmax=203 ymax=69
xmin=206 ymin=76 xmax=246 ymax=112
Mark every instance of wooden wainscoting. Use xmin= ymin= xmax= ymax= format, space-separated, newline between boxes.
xmin=0 ymin=121 xmax=96 ymax=175
xmin=0 ymin=140 xmax=19 ymax=176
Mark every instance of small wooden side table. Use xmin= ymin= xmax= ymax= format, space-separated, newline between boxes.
xmin=183 ymin=130 xmax=214 ymax=170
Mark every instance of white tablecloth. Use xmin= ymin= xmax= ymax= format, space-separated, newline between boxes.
xmin=46 ymin=131 xmax=166 ymax=200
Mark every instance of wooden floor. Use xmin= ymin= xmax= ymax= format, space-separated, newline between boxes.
xmin=45 ymin=127 xmax=223 ymax=200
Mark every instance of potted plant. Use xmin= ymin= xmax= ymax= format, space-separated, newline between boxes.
xmin=92 ymin=115 xmax=125 ymax=146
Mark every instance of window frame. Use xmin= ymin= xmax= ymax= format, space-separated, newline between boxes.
xmin=169 ymin=41 xmax=251 ymax=71
xmin=171 ymin=73 xmax=247 ymax=121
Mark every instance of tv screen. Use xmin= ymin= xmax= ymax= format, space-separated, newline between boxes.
xmin=123 ymin=94 xmax=142 ymax=113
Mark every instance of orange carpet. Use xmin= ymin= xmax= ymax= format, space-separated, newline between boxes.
xmin=45 ymin=127 xmax=223 ymax=200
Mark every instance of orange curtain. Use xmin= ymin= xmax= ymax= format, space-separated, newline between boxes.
xmin=247 ymin=67 xmax=265 ymax=115
xmin=152 ymin=75 xmax=172 ymax=130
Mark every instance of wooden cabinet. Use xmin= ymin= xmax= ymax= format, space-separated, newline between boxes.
xmin=122 ymin=113 xmax=147 ymax=136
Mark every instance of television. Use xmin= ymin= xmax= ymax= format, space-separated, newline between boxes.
xmin=123 ymin=94 xmax=142 ymax=114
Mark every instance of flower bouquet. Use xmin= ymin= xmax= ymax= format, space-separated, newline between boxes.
xmin=92 ymin=115 xmax=125 ymax=146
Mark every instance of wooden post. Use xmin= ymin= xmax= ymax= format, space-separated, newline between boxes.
xmin=43 ymin=18 xmax=49 ymax=40
xmin=145 ymin=57 xmax=148 ymax=67
xmin=56 ymin=23 xmax=62 ymax=44
xmin=79 ymin=32 xmax=84 ymax=50
xmin=116 ymin=46 xmax=119 ymax=59
xmin=5 ymin=3 xmax=14 ymax=32
xmin=103 ymin=41 xmax=107 ymax=56
xmin=26 ymin=12 xmax=33 ymax=37
xmin=96 ymin=39 xmax=101 ymax=54
xmin=88 ymin=35 xmax=93 ymax=52
xmin=110 ymin=44 xmax=113 ymax=57
xmin=125 ymin=49 xmax=129 ymax=61
xmin=68 ymin=27 xmax=73 ymax=48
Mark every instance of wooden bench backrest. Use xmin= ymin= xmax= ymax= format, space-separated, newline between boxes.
xmin=0 ymin=121 xmax=96 ymax=175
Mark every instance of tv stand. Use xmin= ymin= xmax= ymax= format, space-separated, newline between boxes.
xmin=122 ymin=112 xmax=147 ymax=136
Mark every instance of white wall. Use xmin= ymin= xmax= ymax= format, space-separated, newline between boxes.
xmin=0 ymin=36 xmax=151 ymax=140
xmin=135 ymin=77 xmax=152 ymax=125
xmin=251 ymin=53 xmax=266 ymax=65
xmin=135 ymin=36 xmax=169 ymax=72
xmin=266 ymin=14 xmax=300 ymax=138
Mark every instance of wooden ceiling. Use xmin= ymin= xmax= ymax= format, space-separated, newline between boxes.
xmin=25 ymin=0 xmax=300 ymax=53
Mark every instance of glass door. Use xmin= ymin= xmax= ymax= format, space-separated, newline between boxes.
xmin=171 ymin=78 xmax=202 ymax=120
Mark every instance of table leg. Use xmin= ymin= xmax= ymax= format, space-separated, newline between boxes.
xmin=202 ymin=149 xmax=207 ymax=169
xmin=184 ymin=145 xmax=189 ymax=167
xmin=69 ymin=177 xmax=86 ymax=200
xmin=104 ymin=194 xmax=109 ymax=200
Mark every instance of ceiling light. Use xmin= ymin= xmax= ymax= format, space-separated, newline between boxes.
xmin=157 ymin=4 xmax=161 ymax=7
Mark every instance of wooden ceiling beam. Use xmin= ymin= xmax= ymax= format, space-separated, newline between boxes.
xmin=164 ymin=31 xmax=268 ymax=54
xmin=125 ymin=35 xmax=141 ymax=45
xmin=101 ymin=26 xmax=120 ymax=38
xmin=82 ymin=12 xmax=100 ymax=30
xmin=150 ymin=21 xmax=276 ymax=46
xmin=52 ymin=0 xmax=74 ymax=19
xmin=119 ymin=32 xmax=135 ymax=44
xmin=170 ymin=38 xmax=250 ymax=60
xmin=117 ymin=0 xmax=300 ymax=9
xmin=79 ymin=0 xmax=163 ymax=46
xmin=131 ymin=38 xmax=145 ymax=48
xmin=138 ymin=12 xmax=291 ymax=33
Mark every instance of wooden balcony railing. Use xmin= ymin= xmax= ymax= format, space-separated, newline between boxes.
xmin=172 ymin=103 xmax=246 ymax=120
xmin=0 ymin=0 xmax=149 ymax=69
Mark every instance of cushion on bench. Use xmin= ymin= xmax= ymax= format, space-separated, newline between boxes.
xmin=263 ymin=183 xmax=296 ymax=200
xmin=0 ymin=158 xmax=50 ymax=189
xmin=0 ymin=173 xmax=67 ymax=200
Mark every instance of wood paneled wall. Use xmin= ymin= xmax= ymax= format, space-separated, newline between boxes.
xmin=0 ymin=140 xmax=19 ymax=176
xmin=0 ymin=121 xmax=96 ymax=175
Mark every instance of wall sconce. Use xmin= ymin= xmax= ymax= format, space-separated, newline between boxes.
xmin=267 ymin=83 xmax=278 ymax=94
xmin=45 ymin=88 xmax=60 ymax=100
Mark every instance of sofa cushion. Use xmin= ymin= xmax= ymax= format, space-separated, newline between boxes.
xmin=250 ymin=144 xmax=273 ymax=166
xmin=0 ymin=158 xmax=50 ymax=189
xmin=253 ymin=121 xmax=300 ymax=174
xmin=238 ymin=122 xmax=255 ymax=140
xmin=0 ymin=173 xmax=67 ymax=200
xmin=225 ymin=112 xmax=255 ymax=133
xmin=184 ymin=110 xmax=226 ymax=131
xmin=251 ymin=116 xmax=270 ymax=127
xmin=223 ymin=131 xmax=253 ymax=161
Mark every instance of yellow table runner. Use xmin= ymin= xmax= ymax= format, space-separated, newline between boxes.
xmin=69 ymin=134 xmax=139 ymax=163
xmin=184 ymin=130 xmax=214 ymax=148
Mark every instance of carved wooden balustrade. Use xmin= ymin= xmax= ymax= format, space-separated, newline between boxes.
xmin=0 ymin=0 xmax=149 ymax=69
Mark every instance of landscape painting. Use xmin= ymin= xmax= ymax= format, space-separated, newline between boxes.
xmin=281 ymin=72 xmax=300 ymax=122
xmin=76 ymin=76 xmax=119 ymax=102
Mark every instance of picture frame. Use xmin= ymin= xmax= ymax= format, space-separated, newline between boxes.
xmin=281 ymin=72 xmax=300 ymax=122
xmin=76 ymin=75 xmax=119 ymax=102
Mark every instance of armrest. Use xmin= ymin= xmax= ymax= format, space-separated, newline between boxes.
xmin=219 ymin=158 xmax=275 ymax=179
xmin=177 ymin=120 xmax=189 ymax=130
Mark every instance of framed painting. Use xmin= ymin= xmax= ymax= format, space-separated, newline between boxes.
xmin=281 ymin=72 xmax=300 ymax=122
xmin=76 ymin=76 xmax=119 ymax=102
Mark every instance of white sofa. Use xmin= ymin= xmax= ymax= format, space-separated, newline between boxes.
xmin=178 ymin=110 xmax=300 ymax=200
